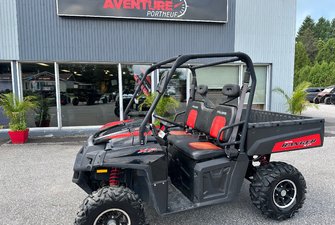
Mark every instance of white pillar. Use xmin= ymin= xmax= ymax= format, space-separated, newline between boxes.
xmin=118 ymin=63 xmax=124 ymax=121
xmin=54 ymin=62 xmax=62 ymax=129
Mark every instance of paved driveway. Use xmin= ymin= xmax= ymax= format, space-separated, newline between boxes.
xmin=0 ymin=137 xmax=334 ymax=225
xmin=302 ymin=104 xmax=335 ymax=136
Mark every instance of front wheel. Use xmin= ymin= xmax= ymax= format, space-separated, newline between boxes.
xmin=250 ymin=162 xmax=306 ymax=220
xmin=324 ymin=97 xmax=331 ymax=105
xmin=74 ymin=186 xmax=146 ymax=225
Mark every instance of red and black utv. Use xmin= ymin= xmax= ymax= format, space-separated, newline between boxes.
xmin=72 ymin=53 xmax=324 ymax=225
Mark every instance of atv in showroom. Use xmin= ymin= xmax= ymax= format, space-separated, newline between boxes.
xmin=72 ymin=53 xmax=324 ymax=225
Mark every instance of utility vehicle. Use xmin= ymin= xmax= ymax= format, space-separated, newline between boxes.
xmin=305 ymin=87 xmax=324 ymax=103
xmin=72 ymin=88 xmax=103 ymax=106
xmin=72 ymin=53 xmax=324 ymax=225
xmin=313 ymin=85 xmax=335 ymax=104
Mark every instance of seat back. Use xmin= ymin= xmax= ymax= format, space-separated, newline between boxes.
xmin=184 ymin=85 xmax=214 ymax=129
xmin=184 ymin=101 xmax=203 ymax=129
xmin=207 ymin=105 xmax=237 ymax=142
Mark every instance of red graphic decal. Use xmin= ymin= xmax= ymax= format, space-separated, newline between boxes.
xmin=138 ymin=148 xmax=158 ymax=153
xmin=103 ymin=0 xmax=188 ymax=19
xmin=272 ymin=134 xmax=321 ymax=153
xmin=104 ymin=0 xmax=173 ymax=11
xmin=107 ymin=130 xmax=152 ymax=139
xmin=100 ymin=119 xmax=133 ymax=130
xmin=174 ymin=2 xmax=183 ymax=8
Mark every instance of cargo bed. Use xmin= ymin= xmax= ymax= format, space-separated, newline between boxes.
xmin=244 ymin=110 xmax=325 ymax=156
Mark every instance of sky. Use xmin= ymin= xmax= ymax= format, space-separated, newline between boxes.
xmin=297 ymin=0 xmax=335 ymax=30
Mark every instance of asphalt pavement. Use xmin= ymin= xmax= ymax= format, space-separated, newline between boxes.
xmin=0 ymin=136 xmax=334 ymax=225
xmin=302 ymin=104 xmax=335 ymax=136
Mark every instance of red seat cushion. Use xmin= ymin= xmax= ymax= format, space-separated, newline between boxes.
xmin=186 ymin=109 xmax=198 ymax=128
xmin=209 ymin=116 xmax=226 ymax=140
xmin=188 ymin=142 xmax=222 ymax=150
xmin=169 ymin=130 xmax=191 ymax=136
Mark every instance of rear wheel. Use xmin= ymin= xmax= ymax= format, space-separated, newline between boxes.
xmin=250 ymin=162 xmax=306 ymax=220
xmin=325 ymin=97 xmax=331 ymax=105
xmin=313 ymin=97 xmax=320 ymax=104
xmin=72 ymin=98 xmax=79 ymax=106
xmin=74 ymin=186 xmax=146 ymax=225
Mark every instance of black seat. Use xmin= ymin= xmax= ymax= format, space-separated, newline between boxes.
xmin=171 ymin=137 xmax=226 ymax=161
xmin=167 ymin=85 xmax=213 ymax=137
xmin=167 ymin=103 xmax=213 ymax=143
xmin=168 ymin=84 xmax=240 ymax=161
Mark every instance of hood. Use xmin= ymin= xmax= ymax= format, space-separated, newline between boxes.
xmin=93 ymin=119 xmax=152 ymax=147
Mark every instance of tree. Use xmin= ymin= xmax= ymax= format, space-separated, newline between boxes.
xmin=314 ymin=17 xmax=332 ymax=41
xmin=295 ymin=16 xmax=335 ymax=89
xmin=331 ymin=18 xmax=335 ymax=37
xmin=294 ymin=42 xmax=310 ymax=87
xmin=297 ymin=16 xmax=315 ymax=41
xmin=298 ymin=28 xmax=318 ymax=62
xmin=296 ymin=62 xmax=335 ymax=87
xmin=315 ymin=38 xmax=335 ymax=63
xmin=273 ymin=81 xmax=314 ymax=115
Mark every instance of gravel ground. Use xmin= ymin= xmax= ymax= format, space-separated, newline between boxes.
xmin=0 ymin=137 xmax=334 ymax=225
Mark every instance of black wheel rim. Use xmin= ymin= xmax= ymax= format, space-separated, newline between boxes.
xmin=94 ymin=208 xmax=131 ymax=225
xmin=272 ymin=179 xmax=297 ymax=209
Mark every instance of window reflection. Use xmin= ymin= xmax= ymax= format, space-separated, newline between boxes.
xmin=59 ymin=64 xmax=119 ymax=126
xmin=21 ymin=63 xmax=57 ymax=127
xmin=158 ymin=68 xmax=188 ymax=120
xmin=0 ymin=63 xmax=12 ymax=128
xmin=121 ymin=65 xmax=151 ymax=119
xmin=197 ymin=66 xmax=240 ymax=105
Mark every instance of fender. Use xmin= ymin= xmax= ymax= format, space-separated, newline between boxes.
xmin=72 ymin=139 xmax=169 ymax=214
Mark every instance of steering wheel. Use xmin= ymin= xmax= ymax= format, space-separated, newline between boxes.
xmin=153 ymin=114 xmax=184 ymax=128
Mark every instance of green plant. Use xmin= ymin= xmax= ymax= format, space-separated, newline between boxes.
xmin=0 ymin=93 xmax=37 ymax=131
xmin=34 ymin=96 xmax=50 ymax=126
xmin=139 ymin=93 xmax=180 ymax=118
xmin=273 ymin=81 xmax=316 ymax=115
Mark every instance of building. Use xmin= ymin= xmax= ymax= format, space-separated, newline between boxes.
xmin=0 ymin=0 xmax=296 ymax=136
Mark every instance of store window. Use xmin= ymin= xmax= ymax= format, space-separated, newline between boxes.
xmin=0 ymin=63 xmax=12 ymax=128
xmin=121 ymin=65 xmax=151 ymax=119
xmin=21 ymin=63 xmax=57 ymax=128
xmin=196 ymin=66 xmax=240 ymax=105
xmin=59 ymin=63 xmax=119 ymax=126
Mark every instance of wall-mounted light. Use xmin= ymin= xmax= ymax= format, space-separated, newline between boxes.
xmin=37 ymin=63 xmax=50 ymax=67
xmin=61 ymin=69 xmax=70 ymax=73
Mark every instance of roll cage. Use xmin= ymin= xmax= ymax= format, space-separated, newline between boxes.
xmin=123 ymin=52 xmax=257 ymax=153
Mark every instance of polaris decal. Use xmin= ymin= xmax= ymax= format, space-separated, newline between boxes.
xmin=272 ymin=134 xmax=322 ymax=153
xmin=57 ymin=0 xmax=228 ymax=23
xmin=217 ymin=110 xmax=227 ymax=115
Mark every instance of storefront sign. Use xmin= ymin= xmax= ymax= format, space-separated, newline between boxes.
xmin=57 ymin=0 xmax=228 ymax=23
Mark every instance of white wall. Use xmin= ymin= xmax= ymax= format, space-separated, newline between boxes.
xmin=234 ymin=0 xmax=297 ymax=112
xmin=0 ymin=0 xmax=19 ymax=60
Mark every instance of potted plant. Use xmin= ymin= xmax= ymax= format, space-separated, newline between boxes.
xmin=34 ymin=96 xmax=51 ymax=127
xmin=139 ymin=93 xmax=180 ymax=124
xmin=0 ymin=93 xmax=37 ymax=144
